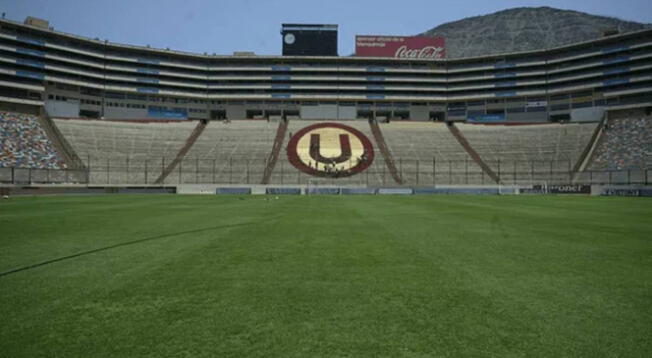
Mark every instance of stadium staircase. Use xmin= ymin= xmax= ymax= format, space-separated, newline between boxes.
xmin=572 ymin=114 xmax=608 ymax=179
xmin=154 ymin=120 xmax=207 ymax=184
xmin=40 ymin=112 xmax=85 ymax=170
xmin=369 ymin=120 xmax=403 ymax=184
xmin=261 ymin=119 xmax=288 ymax=184
xmin=447 ymin=122 xmax=501 ymax=184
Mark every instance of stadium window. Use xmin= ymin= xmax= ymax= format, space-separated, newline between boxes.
xmin=447 ymin=110 xmax=466 ymax=116
xmin=551 ymin=104 xmax=570 ymax=111
xmin=105 ymin=92 xmax=125 ymax=99
xmin=572 ymin=102 xmax=593 ymax=109
xmin=571 ymin=91 xmax=592 ymax=98
xmin=127 ymin=94 xmax=146 ymax=101
xmin=487 ymin=109 xmax=504 ymax=115
xmin=506 ymin=97 xmax=525 ymax=103
xmin=506 ymin=107 xmax=525 ymax=113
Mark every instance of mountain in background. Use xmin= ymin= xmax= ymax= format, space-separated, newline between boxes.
xmin=420 ymin=7 xmax=651 ymax=59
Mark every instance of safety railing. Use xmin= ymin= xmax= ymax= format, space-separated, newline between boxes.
xmin=2 ymin=157 xmax=648 ymax=186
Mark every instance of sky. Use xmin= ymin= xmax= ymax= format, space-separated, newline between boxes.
xmin=2 ymin=0 xmax=651 ymax=56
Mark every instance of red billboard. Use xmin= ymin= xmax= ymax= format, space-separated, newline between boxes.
xmin=355 ymin=35 xmax=446 ymax=59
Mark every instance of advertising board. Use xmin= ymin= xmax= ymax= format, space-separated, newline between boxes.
xmin=356 ymin=35 xmax=445 ymax=59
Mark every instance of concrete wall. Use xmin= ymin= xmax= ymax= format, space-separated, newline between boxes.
xmin=45 ymin=100 xmax=79 ymax=118
xmin=571 ymin=107 xmax=605 ymax=122
xmin=506 ymin=111 xmax=548 ymax=122
xmin=410 ymin=106 xmax=430 ymax=121
xmin=338 ymin=105 xmax=357 ymax=120
xmin=300 ymin=105 xmax=356 ymax=120
xmin=103 ymin=107 xmax=147 ymax=119
xmin=226 ymin=105 xmax=246 ymax=120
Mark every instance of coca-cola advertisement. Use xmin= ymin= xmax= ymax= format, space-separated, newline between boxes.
xmin=355 ymin=35 xmax=446 ymax=59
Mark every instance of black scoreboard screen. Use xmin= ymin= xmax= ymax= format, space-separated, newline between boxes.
xmin=281 ymin=24 xmax=338 ymax=57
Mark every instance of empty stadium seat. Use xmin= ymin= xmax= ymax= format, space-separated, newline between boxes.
xmin=456 ymin=122 xmax=598 ymax=184
xmin=179 ymin=120 xmax=277 ymax=184
xmin=54 ymin=119 xmax=196 ymax=184
xmin=380 ymin=122 xmax=484 ymax=185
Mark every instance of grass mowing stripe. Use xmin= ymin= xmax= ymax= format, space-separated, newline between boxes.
xmin=0 ymin=216 xmax=282 ymax=278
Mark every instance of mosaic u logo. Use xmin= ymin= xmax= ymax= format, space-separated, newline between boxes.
xmin=287 ymin=122 xmax=375 ymax=178
xmin=309 ymin=133 xmax=351 ymax=164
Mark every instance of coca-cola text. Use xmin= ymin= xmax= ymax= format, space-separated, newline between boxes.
xmin=394 ymin=45 xmax=445 ymax=59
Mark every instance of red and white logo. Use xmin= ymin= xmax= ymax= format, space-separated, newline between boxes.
xmin=287 ymin=122 xmax=375 ymax=178
xmin=394 ymin=45 xmax=445 ymax=59
xmin=356 ymin=35 xmax=446 ymax=59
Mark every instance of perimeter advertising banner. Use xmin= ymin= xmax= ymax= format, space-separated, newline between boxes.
xmin=355 ymin=35 xmax=446 ymax=59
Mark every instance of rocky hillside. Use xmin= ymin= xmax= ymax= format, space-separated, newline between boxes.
xmin=421 ymin=7 xmax=651 ymax=59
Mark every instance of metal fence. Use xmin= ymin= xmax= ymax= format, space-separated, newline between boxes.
xmin=1 ymin=157 xmax=649 ymax=186
xmin=0 ymin=167 xmax=88 ymax=185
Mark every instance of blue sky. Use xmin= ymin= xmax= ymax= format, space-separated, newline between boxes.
xmin=2 ymin=0 xmax=651 ymax=55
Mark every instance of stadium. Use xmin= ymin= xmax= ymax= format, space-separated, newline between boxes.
xmin=1 ymin=3 xmax=651 ymax=357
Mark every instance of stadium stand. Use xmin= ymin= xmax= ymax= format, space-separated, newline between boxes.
xmin=0 ymin=111 xmax=66 ymax=169
xmin=380 ymin=121 xmax=487 ymax=185
xmin=154 ymin=121 xmax=207 ymax=184
xmin=180 ymin=120 xmax=277 ymax=184
xmin=456 ymin=122 xmax=599 ymax=184
xmin=53 ymin=119 xmax=197 ymax=184
xmin=0 ymin=115 xmax=641 ymax=186
xmin=447 ymin=122 xmax=500 ymax=184
xmin=590 ymin=117 xmax=652 ymax=170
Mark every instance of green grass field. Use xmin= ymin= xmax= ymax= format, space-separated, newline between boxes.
xmin=1 ymin=194 xmax=651 ymax=357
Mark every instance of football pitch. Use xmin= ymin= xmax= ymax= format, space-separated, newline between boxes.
xmin=1 ymin=194 xmax=651 ymax=357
